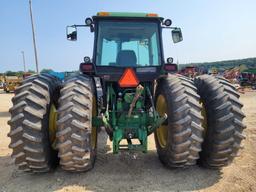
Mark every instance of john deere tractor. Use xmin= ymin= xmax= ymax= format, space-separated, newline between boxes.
xmin=8 ymin=12 xmax=246 ymax=173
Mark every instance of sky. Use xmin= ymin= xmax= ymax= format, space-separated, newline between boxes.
xmin=0 ymin=0 xmax=256 ymax=72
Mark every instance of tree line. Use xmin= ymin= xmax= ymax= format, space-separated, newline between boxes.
xmin=180 ymin=57 xmax=256 ymax=70
xmin=0 ymin=69 xmax=54 ymax=76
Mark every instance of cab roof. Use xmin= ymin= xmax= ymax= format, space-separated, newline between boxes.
xmin=93 ymin=12 xmax=163 ymax=21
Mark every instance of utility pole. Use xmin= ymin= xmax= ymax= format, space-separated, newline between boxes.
xmin=29 ymin=0 xmax=39 ymax=74
xmin=21 ymin=51 xmax=27 ymax=72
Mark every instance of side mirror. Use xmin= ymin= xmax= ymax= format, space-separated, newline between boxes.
xmin=66 ymin=26 xmax=77 ymax=41
xmin=172 ymin=28 xmax=183 ymax=43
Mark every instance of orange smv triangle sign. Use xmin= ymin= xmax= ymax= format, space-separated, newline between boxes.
xmin=118 ymin=68 xmax=139 ymax=88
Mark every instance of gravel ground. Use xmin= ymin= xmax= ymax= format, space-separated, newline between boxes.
xmin=0 ymin=90 xmax=255 ymax=192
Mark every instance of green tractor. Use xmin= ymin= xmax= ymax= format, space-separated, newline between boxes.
xmin=8 ymin=12 xmax=246 ymax=173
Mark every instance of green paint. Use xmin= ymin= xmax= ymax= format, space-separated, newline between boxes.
xmin=124 ymin=92 xmax=133 ymax=103
xmin=93 ymin=83 xmax=166 ymax=154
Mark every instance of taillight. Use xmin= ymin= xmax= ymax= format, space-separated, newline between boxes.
xmin=164 ymin=64 xmax=178 ymax=73
xmin=80 ymin=63 xmax=94 ymax=73
xmin=118 ymin=68 xmax=139 ymax=88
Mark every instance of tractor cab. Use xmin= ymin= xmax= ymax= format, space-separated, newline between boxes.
xmin=67 ymin=12 xmax=182 ymax=81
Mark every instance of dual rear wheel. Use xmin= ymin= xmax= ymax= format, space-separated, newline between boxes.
xmin=154 ymin=74 xmax=246 ymax=168
xmin=8 ymin=74 xmax=97 ymax=173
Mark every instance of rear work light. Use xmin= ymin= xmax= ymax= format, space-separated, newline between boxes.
xmin=119 ymin=68 xmax=139 ymax=88
xmin=164 ymin=64 xmax=178 ymax=73
xmin=80 ymin=63 xmax=94 ymax=73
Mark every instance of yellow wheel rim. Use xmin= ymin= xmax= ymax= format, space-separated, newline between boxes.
xmin=91 ymin=97 xmax=97 ymax=149
xmin=156 ymin=94 xmax=168 ymax=148
xmin=201 ymin=101 xmax=208 ymax=135
xmin=49 ymin=104 xmax=57 ymax=146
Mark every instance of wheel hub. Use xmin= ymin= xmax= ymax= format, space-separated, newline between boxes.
xmin=49 ymin=104 xmax=58 ymax=148
xmin=156 ymin=94 xmax=168 ymax=148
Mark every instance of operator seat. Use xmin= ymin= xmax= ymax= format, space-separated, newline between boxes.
xmin=116 ymin=50 xmax=137 ymax=67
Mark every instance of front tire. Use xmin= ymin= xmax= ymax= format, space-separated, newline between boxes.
xmin=154 ymin=75 xmax=204 ymax=167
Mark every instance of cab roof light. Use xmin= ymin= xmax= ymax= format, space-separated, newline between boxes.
xmin=97 ymin=12 xmax=110 ymax=16
xmin=146 ymin=13 xmax=159 ymax=17
xmin=97 ymin=12 xmax=159 ymax=18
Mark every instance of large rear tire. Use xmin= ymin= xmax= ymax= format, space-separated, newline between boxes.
xmin=56 ymin=75 xmax=97 ymax=172
xmin=195 ymin=75 xmax=246 ymax=168
xmin=8 ymin=74 xmax=61 ymax=173
xmin=154 ymin=74 xmax=204 ymax=167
